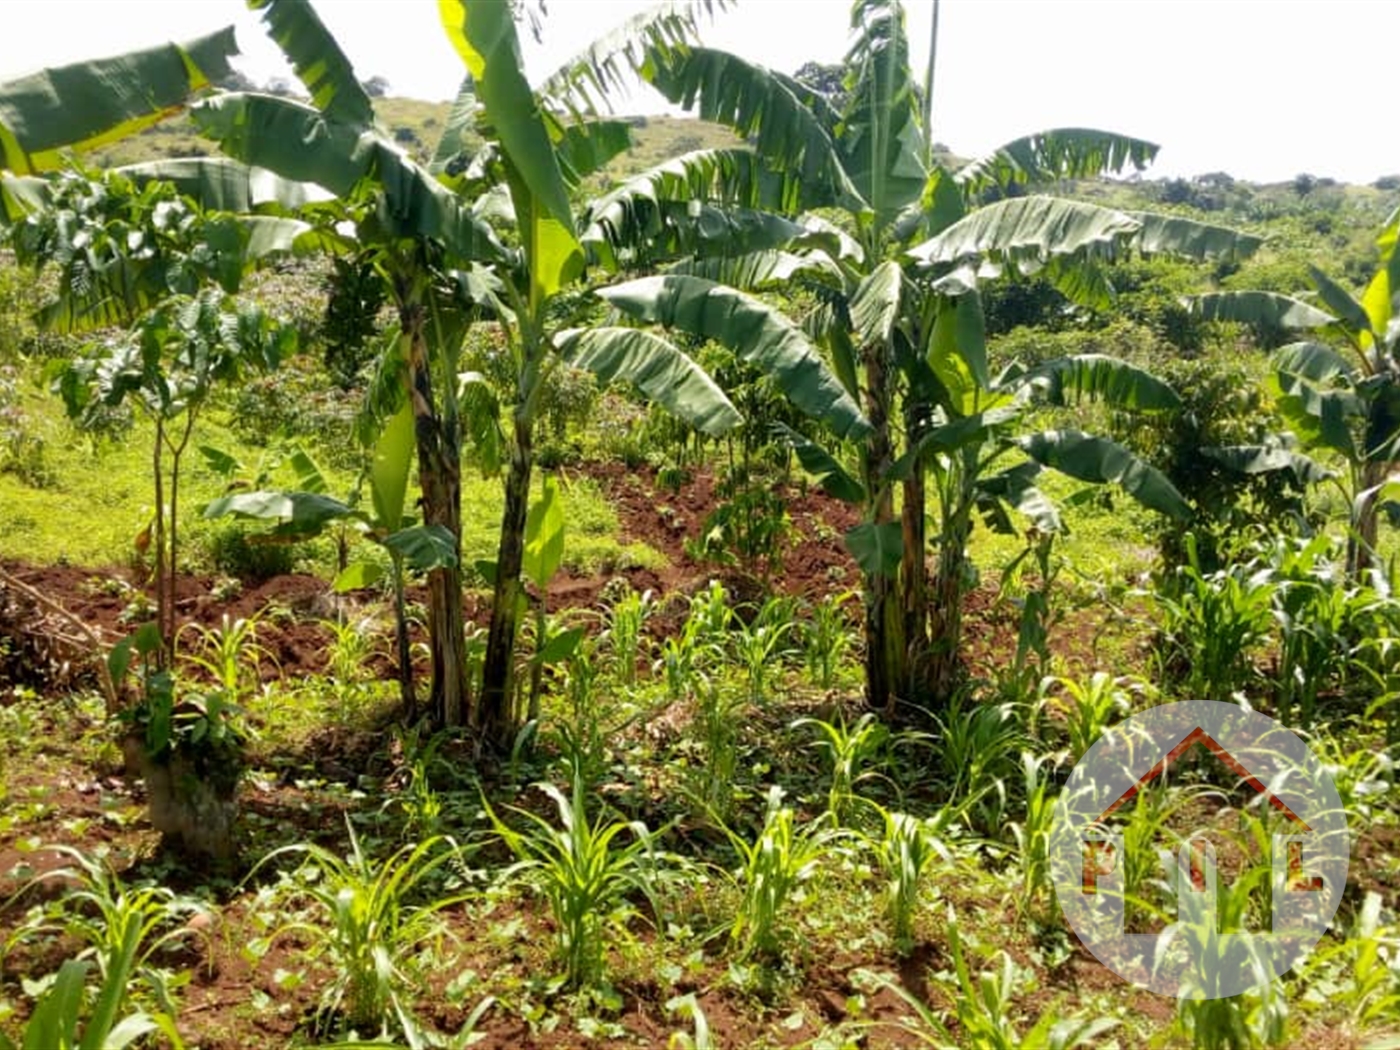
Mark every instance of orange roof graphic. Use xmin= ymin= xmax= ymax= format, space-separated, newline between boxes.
xmin=1090 ymin=726 xmax=1311 ymax=831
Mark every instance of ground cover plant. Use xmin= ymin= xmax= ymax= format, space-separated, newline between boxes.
xmin=0 ymin=0 xmax=1398 ymax=1047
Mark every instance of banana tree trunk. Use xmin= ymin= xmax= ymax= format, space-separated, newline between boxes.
xmin=403 ymin=303 xmax=467 ymax=728
xmin=1350 ymin=458 xmax=1389 ymax=580
xmin=925 ymin=453 xmax=974 ymax=706
xmin=901 ymin=402 xmax=930 ymax=698
xmin=480 ymin=411 xmax=533 ymax=748
xmin=861 ymin=341 xmax=905 ymax=716
xmin=389 ymin=555 xmax=417 ymax=722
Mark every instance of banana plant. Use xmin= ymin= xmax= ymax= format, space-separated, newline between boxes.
xmin=425 ymin=0 xmax=865 ymax=745
xmin=1188 ymin=207 xmax=1400 ymax=577
xmin=1 ymin=0 xmax=864 ymax=743
xmin=783 ymin=335 xmax=1191 ymax=693
xmin=610 ymin=0 xmax=1261 ymax=710
xmin=203 ymin=401 xmax=455 ymax=720
xmin=179 ymin=0 xmax=842 ymax=743
xmin=0 ymin=27 xmax=236 ymax=176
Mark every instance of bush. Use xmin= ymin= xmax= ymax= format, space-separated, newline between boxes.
xmin=1111 ymin=356 xmax=1314 ymax=573
xmin=0 ymin=255 xmax=67 ymax=362
xmin=229 ymin=357 xmax=360 ymax=468
xmin=320 ymin=257 xmax=388 ymax=389
xmin=204 ymin=522 xmax=297 ymax=582
xmin=0 ymin=366 xmax=53 ymax=488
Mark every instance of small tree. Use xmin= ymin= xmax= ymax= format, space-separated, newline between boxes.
xmin=4 ymin=167 xmax=297 ymax=661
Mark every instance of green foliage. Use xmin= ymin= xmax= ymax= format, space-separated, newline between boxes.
xmin=110 ymin=621 xmax=247 ymax=795
xmin=794 ymin=711 xmax=890 ymax=827
xmin=601 ymin=585 xmax=654 ymax=688
xmin=687 ymin=465 xmax=792 ymax=577
xmin=228 ymin=358 xmax=361 ymax=469
xmin=1153 ymin=534 xmax=1276 ymax=701
xmin=721 ymin=786 xmax=842 ymax=960
xmin=0 ymin=256 xmax=66 ymax=362
xmin=1175 ymin=966 xmax=1290 ymax=1050
xmin=10 ymin=846 xmax=206 ymax=1025
xmin=1299 ymin=891 xmax=1400 ymax=1030
xmin=0 ymin=365 xmax=53 ymax=487
xmin=862 ymin=803 xmax=958 ymax=954
xmin=935 ymin=693 xmax=1026 ymax=834
xmin=800 ymin=591 xmax=858 ymax=690
xmin=1041 ymin=671 xmax=1133 ymax=760
xmin=1110 ymin=354 xmax=1314 ymax=572
xmin=321 ymin=256 xmax=388 ymax=389
xmin=203 ymin=521 xmax=297 ymax=582
xmin=485 ymin=774 xmax=668 ymax=989
xmin=1263 ymin=533 xmax=1380 ymax=728
xmin=0 ymin=957 xmax=184 ymax=1050
xmin=869 ymin=905 xmax=1117 ymax=1048
xmin=254 ymin=828 xmax=472 ymax=1042
xmin=732 ymin=596 xmax=797 ymax=703
xmin=685 ymin=681 xmax=745 ymax=823
xmin=177 ymin=613 xmax=271 ymax=705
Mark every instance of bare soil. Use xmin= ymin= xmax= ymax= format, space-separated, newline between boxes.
xmin=0 ymin=462 xmax=1362 ymax=1048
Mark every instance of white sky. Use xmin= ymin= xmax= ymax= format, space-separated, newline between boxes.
xmin=2 ymin=0 xmax=1395 ymax=186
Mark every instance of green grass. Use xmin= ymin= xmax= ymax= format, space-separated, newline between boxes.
xmin=0 ymin=387 xmax=281 ymax=568
xmin=0 ymin=374 xmax=663 ymax=578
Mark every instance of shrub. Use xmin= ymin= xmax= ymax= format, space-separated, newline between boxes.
xmin=229 ymin=357 xmax=360 ymax=467
xmin=1110 ymin=356 xmax=1314 ymax=572
xmin=204 ymin=522 xmax=296 ymax=582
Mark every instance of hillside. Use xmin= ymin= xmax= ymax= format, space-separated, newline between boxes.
xmin=90 ymin=97 xmax=740 ymax=180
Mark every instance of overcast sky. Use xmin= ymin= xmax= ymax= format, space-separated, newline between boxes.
xmin=2 ymin=0 xmax=1395 ymax=186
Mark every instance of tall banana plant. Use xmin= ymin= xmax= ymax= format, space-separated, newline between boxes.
xmin=436 ymin=0 xmax=868 ymax=744
xmin=0 ymin=8 xmax=493 ymax=722
xmin=1188 ymin=208 xmax=1400 ymax=577
xmin=0 ymin=28 xmax=237 ymax=175
xmin=613 ymin=0 xmax=1262 ymax=711
xmin=167 ymin=0 xmax=859 ymax=743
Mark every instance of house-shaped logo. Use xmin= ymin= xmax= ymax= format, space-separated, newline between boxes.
xmin=1081 ymin=725 xmax=1323 ymax=910
xmin=1050 ymin=701 xmax=1348 ymax=999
